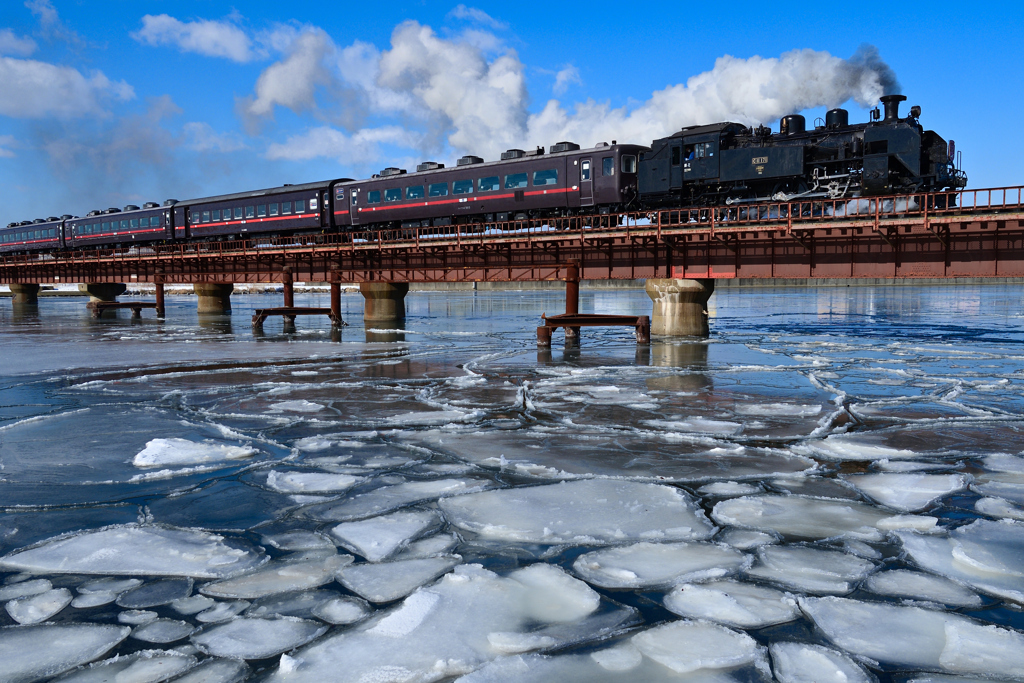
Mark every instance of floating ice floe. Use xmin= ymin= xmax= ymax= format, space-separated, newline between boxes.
xmin=734 ymin=403 xmax=822 ymax=418
xmin=663 ymin=579 xmax=799 ymax=628
xmin=117 ymin=578 xmax=193 ymax=608
xmin=269 ymin=400 xmax=325 ymax=413
xmin=79 ymin=577 xmax=142 ymax=594
xmin=264 ymin=470 xmax=361 ymax=494
xmin=130 ymin=618 xmax=195 ymax=644
xmin=330 ymin=511 xmax=441 ymax=562
xmin=312 ymin=596 xmax=371 ymax=624
xmin=796 ymin=435 xmax=919 ymax=461
xmin=263 ymin=563 xmax=633 ymax=683
xmin=769 ymin=641 xmax=872 ymax=683
xmin=132 ymin=438 xmax=257 ymax=468
xmin=718 ymin=529 xmax=778 ymax=550
xmin=976 ymin=496 xmax=1024 ymax=521
xmin=196 ymin=600 xmax=250 ymax=623
xmin=6 ymin=587 xmax=72 ymax=623
xmin=697 ymin=481 xmax=761 ymax=497
xmin=843 ymin=473 xmax=968 ymax=512
xmin=71 ymin=591 xmax=117 ymax=608
xmin=0 ymin=578 xmax=51 ymax=601
xmin=745 ymin=545 xmax=876 ymax=594
xmin=305 ymin=478 xmax=493 ymax=522
xmin=337 ymin=556 xmax=460 ymax=602
xmin=0 ymin=624 xmax=130 ymax=683
xmin=800 ymin=596 xmax=1024 ymax=678
xmin=0 ymin=525 xmax=264 ymax=579
xmin=713 ymin=494 xmax=935 ymax=541
xmin=642 ymin=417 xmax=743 ymax=435
xmin=865 ymin=569 xmax=982 ymax=607
xmin=897 ymin=519 xmax=1024 ymax=603
xmin=973 ymin=479 xmax=1024 ymax=506
xmin=245 ymin=590 xmax=339 ymax=619
xmin=261 ymin=530 xmax=336 ymax=552
xmin=629 ymin=620 xmax=766 ymax=674
xmin=440 ymin=479 xmax=715 ymax=545
xmin=191 ymin=617 xmax=328 ymax=659
xmin=169 ymin=659 xmax=249 ymax=683
xmin=201 ymin=555 xmax=352 ymax=599
xmin=171 ymin=595 xmax=215 ymax=615
xmin=118 ymin=610 xmax=158 ymax=625
xmin=396 ymin=533 xmax=460 ymax=559
xmin=571 ymin=541 xmax=748 ymax=589
xmin=52 ymin=649 xmax=196 ymax=683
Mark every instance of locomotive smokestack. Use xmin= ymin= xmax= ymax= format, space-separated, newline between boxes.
xmin=880 ymin=94 xmax=906 ymax=123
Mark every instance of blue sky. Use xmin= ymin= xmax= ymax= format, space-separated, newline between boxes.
xmin=1 ymin=1 xmax=1020 ymax=222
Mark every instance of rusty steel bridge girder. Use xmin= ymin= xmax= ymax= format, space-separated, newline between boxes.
xmin=3 ymin=187 xmax=1024 ymax=285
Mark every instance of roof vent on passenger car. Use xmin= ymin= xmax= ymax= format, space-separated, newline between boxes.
xmin=143 ymin=202 xmax=160 ymax=209
xmin=457 ymin=155 xmax=484 ymax=166
xmin=61 ymin=214 xmax=73 ymax=220
xmin=86 ymin=210 xmax=101 ymax=217
xmin=163 ymin=199 xmax=178 ymax=206
xmin=32 ymin=218 xmax=46 ymax=223
xmin=379 ymin=167 xmax=407 ymax=177
xmin=549 ymin=141 xmax=581 ymax=153
xmin=416 ymin=161 xmax=445 ymax=172
xmin=47 ymin=216 xmax=59 ymax=221
xmin=124 ymin=205 xmax=140 ymax=211
xmin=104 ymin=207 xmax=121 ymax=214
xmin=501 ymin=149 xmax=525 ymax=160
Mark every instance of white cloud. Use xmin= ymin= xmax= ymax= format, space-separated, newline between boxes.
xmin=133 ymin=14 xmax=255 ymax=63
xmin=447 ymin=5 xmax=507 ymax=29
xmin=0 ymin=29 xmax=36 ymax=57
xmin=553 ymin=65 xmax=580 ymax=94
xmin=25 ymin=0 xmax=85 ymax=48
xmin=182 ymin=122 xmax=246 ymax=152
xmin=266 ymin=125 xmax=421 ymax=165
xmin=241 ymin=29 xmax=334 ymax=121
xmin=0 ymin=56 xmax=134 ymax=119
xmin=0 ymin=135 xmax=16 ymax=158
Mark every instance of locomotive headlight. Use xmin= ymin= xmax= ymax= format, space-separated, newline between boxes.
xmin=910 ymin=105 xmax=921 ymax=118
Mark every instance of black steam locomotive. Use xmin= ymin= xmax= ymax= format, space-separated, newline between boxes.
xmin=637 ymin=94 xmax=966 ymax=207
xmin=2 ymin=94 xmax=965 ymax=254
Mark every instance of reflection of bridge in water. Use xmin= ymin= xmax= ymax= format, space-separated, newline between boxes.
xmin=2 ymin=186 xmax=1023 ymax=338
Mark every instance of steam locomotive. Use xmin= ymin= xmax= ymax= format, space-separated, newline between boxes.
xmin=1 ymin=94 xmax=965 ymax=254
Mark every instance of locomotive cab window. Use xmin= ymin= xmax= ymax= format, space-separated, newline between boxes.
xmin=429 ymin=182 xmax=449 ymax=197
xmin=384 ymin=188 xmax=401 ymax=202
xmin=684 ymin=145 xmax=695 ymax=160
xmin=479 ymin=176 xmax=500 ymax=192
xmin=504 ymin=173 xmax=528 ymax=189
xmin=406 ymin=185 xmax=425 ymax=200
xmin=366 ymin=192 xmax=381 ymax=204
xmin=453 ymin=179 xmax=473 ymax=195
xmin=621 ymin=155 xmax=637 ymax=173
xmin=533 ymin=169 xmax=558 ymax=186
xmin=602 ymin=157 xmax=614 ymax=176
xmin=581 ymin=160 xmax=591 ymax=181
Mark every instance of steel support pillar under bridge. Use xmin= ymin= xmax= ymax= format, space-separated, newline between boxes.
xmin=3 ymin=187 xmax=1024 ymax=284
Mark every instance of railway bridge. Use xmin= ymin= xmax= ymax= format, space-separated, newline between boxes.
xmin=3 ymin=186 xmax=1024 ymax=338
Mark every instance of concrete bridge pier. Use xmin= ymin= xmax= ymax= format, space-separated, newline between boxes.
xmin=360 ymin=282 xmax=408 ymax=324
xmin=645 ymin=278 xmax=715 ymax=337
xmin=10 ymin=283 xmax=39 ymax=305
xmin=195 ymin=283 xmax=233 ymax=315
xmin=80 ymin=283 xmax=127 ymax=302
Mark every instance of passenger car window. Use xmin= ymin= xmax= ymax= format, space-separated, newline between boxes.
xmin=533 ymin=169 xmax=558 ymax=186
xmin=151 ymin=217 xmax=161 ymax=227
xmin=581 ymin=160 xmax=591 ymax=181
xmin=505 ymin=173 xmax=528 ymax=189
xmin=407 ymin=186 xmax=425 ymax=199
xmin=121 ymin=220 xmax=129 ymax=230
xmin=453 ymin=180 xmax=473 ymax=195
xmin=366 ymin=192 xmax=381 ymax=204
xmin=621 ymin=155 xmax=637 ymax=173
xmin=270 ymin=204 xmax=279 ymax=216
xmin=245 ymin=206 xmax=255 ymax=219
xmin=257 ymin=205 xmax=267 ymax=217
xmin=212 ymin=210 xmax=220 ymax=221
xmin=131 ymin=218 xmax=140 ymax=228
xmin=384 ymin=188 xmax=401 ymax=202
xmin=602 ymin=157 xmax=614 ymax=176
xmin=429 ymin=182 xmax=449 ymax=197
xmin=479 ymin=176 xmax=500 ymax=192
xmin=282 ymin=202 xmax=292 ymax=214
xmin=295 ymin=199 xmax=306 ymax=212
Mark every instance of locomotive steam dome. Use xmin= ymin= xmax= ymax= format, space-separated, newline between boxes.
xmin=780 ymin=114 xmax=805 ymax=135
xmin=825 ymin=108 xmax=849 ymax=128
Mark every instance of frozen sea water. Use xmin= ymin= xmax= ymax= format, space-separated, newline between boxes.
xmin=2 ymin=286 xmax=1024 ymax=682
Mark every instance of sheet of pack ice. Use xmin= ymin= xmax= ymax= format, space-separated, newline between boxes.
xmin=572 ymin=542 xmax=748 ymax=589
xmin=697 ymin=481 xmax=761 ymax=497
xmin=263 ymin=563 xmax=631 ymax=683
xmin=843 ymin=473 xmax=967 ymax=512
xmin=337 ymin=556 xmax=460 ymax=602
xmin=261 ymin=530 xmax=336 ymax=552
xmin=6 ymin=587 xmax=72 ymax=623
xmin=119 ymin=610 xmax=158 ymax=624
xmin=53 ymin=650 xmax=196 ymax=683
xmin=973 ymin=480 xmax=1024 ymax=505
xmin=132 ymin=438 xmax=257 ymax=467
xmin=196 ymin=600 xmax=250 ymax=623
xmin=796 ymin=435 xmax=919 ymax=461
xmin=403 ymin=429 xmax=814 ymax=482
xmin=453 ymin=651 xmax=744 ymax=682
xmin=769 ymin=641 xmax=871 ymax=683
xmin=897 ymin=519 xmax=1024 ymax=603
xmin=245 ymin=589 xmax=340 ymax=619
xmin=330 ymin=510 xmax=441 ymax=561
xmin=745 ymin=545 xmax=876 ymax=594
xmin=312 ymin=596 xmax=370 ymax=624
xmin=191 ymin=617 xmax=328 ymax=659
xmin=800 ymin=596 xmax=1024 ymax=678
xmin=79 ymin=577 xmax=143 ymax=594
xmin=396 ymin=533 xmax=460 ymax=559
xmin=264 ymin=470 xmax=361 ymax=494
xmin=201 ymin=555 xmax=352 ymax=598
xmin=172 ymin=595 xmax=216 ymax=615
xmin=0 ymin=624 xmax=131 ymax=683
xmin=712 ymin=494 xmax=931 ymax=541
xmin=664 ymin=580 xmax=799 ymax=628
xmin=304 ymin=478 xmax=494 ymax=522
xmin=117 ymin=578 xmax=193 ymax=608
xmin=0 ymin=525 xmax=264 ymax=578
xmin=130 ymin=618 xmax=195 ymax=643
xmin=631 ymin=620 xmax=765 ymax=674
xmin=168 ymin=659 xmax=249 ymax=683
xmin=976 ymin=496 xmax=1024 ymax=521
xmin=72 ymin=591 xmax=117 ymax=608
xmin=0 ymin=578 xmax=51 ymax=600
xmin=440 ymin=479 xmax=715 ymax=545
xmin=865 ymin=569 xmax=982 ymax=607
xmin=718 ymin=529 xmax=777 ymax=550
